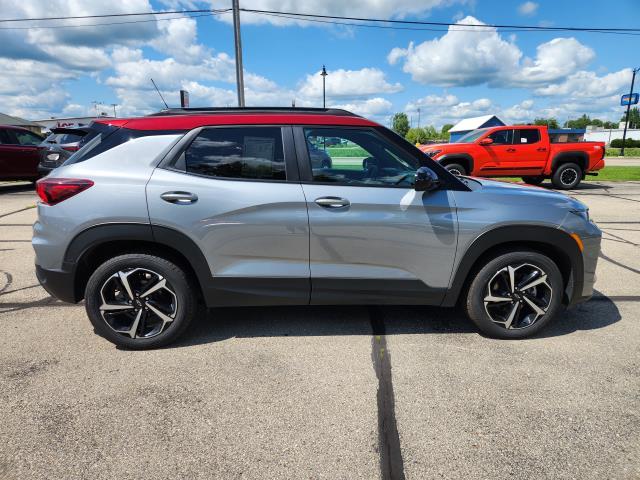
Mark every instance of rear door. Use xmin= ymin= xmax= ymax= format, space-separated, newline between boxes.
xmin=294 ymin=125 xmax=458 ymax=305
xmin=2 ymin=129 xmax=42 ymax=178
xmin=510 ymin=128 xmax=547 ymax=174
xmin=146 ymin=125 xmax=310 ymax=306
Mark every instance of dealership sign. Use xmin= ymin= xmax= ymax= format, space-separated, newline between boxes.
xmin=621 ymin=93 xmax=639 ymax=106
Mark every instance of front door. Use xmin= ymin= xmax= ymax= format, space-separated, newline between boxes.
xmin=477 ymin=128 xmax=516 ymax=176
xmin=147 ymin=126 xmax=310 ymax=305
xmin=294 ymin=126 xmax=458 ymax=305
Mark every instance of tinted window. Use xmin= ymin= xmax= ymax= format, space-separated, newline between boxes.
xmin=488 ymin=129 xmax=514 ymax=145
xmin=0 ymin=130 xmax=12 ymax=144
xmin=14 ymin=131 xmax=43 ymax=145
xmin=303 ymin=127 xmax=419 ymax=187
xmin=184 ymin=127 xmax=286 ymax=181
xmin=517 ymin=129 xmax=540 ymax=144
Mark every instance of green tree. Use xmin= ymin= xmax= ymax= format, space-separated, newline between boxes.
xmin=533 ymin=117 xmax=559 ymax=129
xmin=564 ymin=114 xmax=592 ymax=129
xmin=441 ymin=123 xmax=454 ymax=141
xmin=621 ymin=107 xmax=640 ymax=129
xmin=405 ymin=127 xmax=428 ymax=144
xmin=392 ymin=113 xmax=410 ymax=137
xmin=603 ymin=121 xmax=618 ymax=129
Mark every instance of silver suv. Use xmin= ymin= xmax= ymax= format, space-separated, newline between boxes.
xmin=33 ymin=108 xmax=601 ymax=349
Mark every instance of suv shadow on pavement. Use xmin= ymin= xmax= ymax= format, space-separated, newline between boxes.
xmin=159 ymin=293 xmax=621 ymax=349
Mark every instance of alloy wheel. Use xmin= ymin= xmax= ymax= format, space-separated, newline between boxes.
xmin=483 ymin=263 xmax=553 ymax=330
xmin=560 ymin=167 xmax=578 ymax=187
xmin=99 ymin=268 xmax=177 ymax=339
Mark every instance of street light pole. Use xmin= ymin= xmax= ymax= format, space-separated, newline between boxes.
xmin=417 ymin=107 xmax=421 ymax=129
xmin=621 ymin=67 xmax=638 ymax=156
xmin=232 ymin=0 xmax=245 ymax=107
xmin=321 ymin=65 xmax=328 ymax=108
xmin=110 ymin=103 xmax=118 ymax=117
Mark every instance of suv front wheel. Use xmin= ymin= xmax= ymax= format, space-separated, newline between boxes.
xmin=85 ymin=254 xmax=198 ymax=349
xmin=465 ymin=250 xmax=563 ymax=339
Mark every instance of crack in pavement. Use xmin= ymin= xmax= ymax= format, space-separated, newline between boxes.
xmin=0 ymin=271 xmax=12 ymax=294
xmin=0 ymin=206 xmax=35 ymax=219
xmin=599 ymin=252 xmax=640 ymax=275
xmin=369 ymin=307 xmax=405 ymax=480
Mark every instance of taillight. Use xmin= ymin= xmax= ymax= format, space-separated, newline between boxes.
xmin=36 ymin=178 xmax=94 ymax=206
xmin=62 ymin=146 xmax=79 ymax=152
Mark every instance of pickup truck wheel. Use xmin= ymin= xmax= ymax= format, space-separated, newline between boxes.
xmin=444 ymin=163 xmax=467 ymax=176
xmin=552 ymin=163 xmax=582 ymax=190
xmin=465 ymin=250 xmax=563 ymax=339
xmin=522 ymin=176 xmax=544 ymax=185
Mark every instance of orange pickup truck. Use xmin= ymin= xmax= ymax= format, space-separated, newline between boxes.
xmin=419 ymin=125 xmax=606 ymax=189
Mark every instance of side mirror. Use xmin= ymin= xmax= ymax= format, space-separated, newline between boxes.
xmin=414 ymin=166 xmax=440 ymax=192
xmin=479 ymin=137 xmax=493 ymax=146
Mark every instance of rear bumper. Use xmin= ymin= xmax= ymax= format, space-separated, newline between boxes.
xmin=35 ymin=264 xmax=78 ymax=303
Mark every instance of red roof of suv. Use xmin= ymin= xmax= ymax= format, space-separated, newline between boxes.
xmin=95 ymin=108 xmax=378 ymax=131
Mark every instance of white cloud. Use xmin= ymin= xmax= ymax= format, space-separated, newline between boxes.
xmin=298 ymin=68 xmax=403 ymax=98
xmin=534 ymin=68 xmax=631 ymax=98
xmin=388 ymin=16 xmax=523 ymax=87
xmin=389 ymin=16 xmax=596 ymax=90
xmin=518 ymin=2 xmax=539 ymax=16
xmin=209 ymin=0 xmax=465 ymax=26
xmin=406 ymin=94 xmax=460 ymax=110
xmin=331 ymin=98 xmax=394 ymax=117
xmin=500 ymin=99 xmax=536 ymax=123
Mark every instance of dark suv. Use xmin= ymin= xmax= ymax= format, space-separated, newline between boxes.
xmin=33 ymin=108 xmax=601 ymax=348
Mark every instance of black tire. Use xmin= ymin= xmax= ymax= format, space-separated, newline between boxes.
xmin=522 ymin=176 xmax=545 ymax=185
xmin=465 ymin=250 xmax=563 ymax=339
xmin=551 ymin=162 xmax=582 ymax=190
xmin=444 ymin=163 xmax=467 ymax=176
xmin=85 ymin=254 xmax=198 ymax=349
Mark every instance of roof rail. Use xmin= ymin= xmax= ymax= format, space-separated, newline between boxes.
xmin=148 ymin=107 xmax=360 ymax=117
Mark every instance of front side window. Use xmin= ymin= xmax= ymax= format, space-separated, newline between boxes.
xmin=184 ymin=127 xmax=286 ymax=181
xmin=488 ymin=129 xmax=514 ymax=145
xmin=303 ymin=127 xmax=419 ymax=187
xmin=517 ymin=129 xmax=540 ymax=144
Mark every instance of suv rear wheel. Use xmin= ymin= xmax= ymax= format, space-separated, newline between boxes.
xmin=552 ymin=162 xmax=582 ymax=190
xmin=85 ymin=254 xmax=198 ymax=349
xmin=465 ymin=250 xmax=563 ymax=339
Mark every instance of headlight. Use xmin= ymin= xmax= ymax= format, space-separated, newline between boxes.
xmin=426 ymin=149 xmax=441 ymax=158
xmin=570 ymin=209 xmax=589 ymax=222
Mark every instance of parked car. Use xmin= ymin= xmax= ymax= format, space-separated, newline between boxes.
xmin=420 ymin=125 xmax=606 ymax=189
xmin=38 ymin=127 xmax=89 ymax=176
xmin=0 ymin=125 xmax=44 ymax=181
xmin=307 ymin=140 xmax=332 ymax=168
xmin=33 ymin=108 xmax=601 ymax=349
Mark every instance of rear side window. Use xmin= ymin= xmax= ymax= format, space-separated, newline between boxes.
xmin=63 ymin=123 xmax=179 ymax=165
xmin=488 ymin=129 xmax=514 ymax=145
xmin=182 ymin=127 xmax=286 ymax=181
xmin=517 ymin=129 xmax=540 ymax=144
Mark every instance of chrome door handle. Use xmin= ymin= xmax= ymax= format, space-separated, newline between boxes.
xmin=160 ymin=191 xmax=198 ymax=204
xmin=315 ymin=196 xmax=350 ymax=208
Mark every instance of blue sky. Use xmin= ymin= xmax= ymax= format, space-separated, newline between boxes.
xmin=1 ymin=0 xmax=638 ymax=127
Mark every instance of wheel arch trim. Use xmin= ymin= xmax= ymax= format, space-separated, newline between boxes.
xmin=550 ymin=151 xmax=588 ymax=173
xmin=437 ymin=153 xmax=474 ymax=174
xmin=442 ymin=225 xmax=583 ymax=307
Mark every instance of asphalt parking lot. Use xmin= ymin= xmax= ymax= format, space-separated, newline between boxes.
xmin=1 ymin=181 xmax=638 ymax=480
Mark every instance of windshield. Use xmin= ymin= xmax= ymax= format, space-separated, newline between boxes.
xmin=457 ymin=128 xmax=489 ymax=143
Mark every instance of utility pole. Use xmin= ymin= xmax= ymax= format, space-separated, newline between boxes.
xmin=621 ymin=67 xmax=638 ymax=156
xmin=110 ymin=103 xmax=118 ymax=117
xmin=321 ymin=65 xmax=328 ymax=108
xmin=417 ymin=107 xmax=421 ymax=129
xmin=232 ymin=0 xmax=245 ymax=107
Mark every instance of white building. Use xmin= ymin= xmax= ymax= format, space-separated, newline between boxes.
xmin=33 ymin=115 xmax=114 ymax=131
xmin=584 ymin=126 xmax=640 ymax=145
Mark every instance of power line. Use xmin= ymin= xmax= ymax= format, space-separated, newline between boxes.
xmin=0 ymin=9 xmax=227 ymax=23
xmin=0 ymin=12 xmax=229 ymax=30
xmin=254 ymin=11 xmax=640 ymax=36
xmin=240 ymin=8 xmax=640 ymax=33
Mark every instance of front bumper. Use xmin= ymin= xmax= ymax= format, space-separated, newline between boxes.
xmin=35 ymin=264 xmax=78 ymax=303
